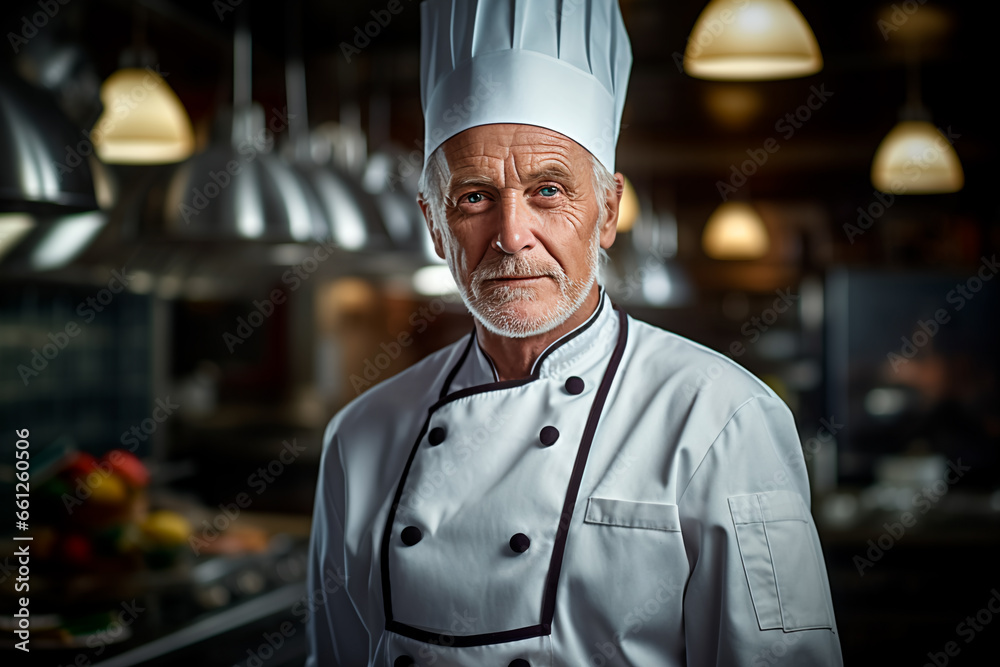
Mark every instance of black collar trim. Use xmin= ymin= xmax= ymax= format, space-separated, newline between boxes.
xmin=441 ymin=289 xmax=608 ymax=400
xmin=438 ymin=333 xmax=475 ymax=401
xmin=528 ymin=288 xmax=605 ymax=376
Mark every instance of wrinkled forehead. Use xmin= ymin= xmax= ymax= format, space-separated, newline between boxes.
xmin=440 ymin=123 xmax=593 ymax=187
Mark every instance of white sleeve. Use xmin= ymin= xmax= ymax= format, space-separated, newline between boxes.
xmin=305 ymin=430 xmax=370 ymax=666
xmin=677 ymin=396 xmax=843 ymax=667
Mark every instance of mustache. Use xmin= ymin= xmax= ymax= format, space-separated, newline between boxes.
xmin=468 ymin=254 xmax=567 ymax=300
xmin=471 ymin=253 xmax=561 ymax=282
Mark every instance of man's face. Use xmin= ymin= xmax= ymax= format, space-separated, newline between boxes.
xmin=420 ymin=124 xmax=621 ymax=338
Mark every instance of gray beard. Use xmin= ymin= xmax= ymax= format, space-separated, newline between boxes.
xmin=452 ymin=225 xmax=601 ymax=339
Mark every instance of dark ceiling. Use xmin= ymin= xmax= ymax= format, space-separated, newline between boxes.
xmin=4 ymin=0 xmax=997 ymax=233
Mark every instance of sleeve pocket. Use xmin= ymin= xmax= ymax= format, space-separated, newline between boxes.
xmin=729 ymin=490 xmax=834 ymax=632
xmin=584 ymin=497 xmax=681 ymax=532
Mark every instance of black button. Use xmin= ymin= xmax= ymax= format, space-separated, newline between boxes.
xmin=509 ymin=533 xmax=531 ymax=553
xmin=539 ymin=426 xmax=560 ymax=446
xmin=401 ymin=526 xmax=422 ymax=546
xmin=394 ymin=657 xmax=415 ymax=667
xmin=565 ymin=376 xmax=585 ymax=394
xmin=428 ymin=426 xmax=446 ymax=446
xmin=509 ymin=659 xmax=530 ymax=667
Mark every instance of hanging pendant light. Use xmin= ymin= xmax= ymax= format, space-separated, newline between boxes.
xmin=870 ymin=45 xmax=963 ymax=195
xmin=0 ymin=70 xmax=98 ymax=215
xmin=361 ymin=148 xmax=428 ymax=251
xmin=355 ymin=54 xmax=425 ymax=256
xmin=91 ymin=6 xmax=194 ymax=165
xmin=158 ymin=106 xmax=325 ymax=242
xmin=141 ymin=3 xmax=327 ymax=243
xmin=702 ymin=201 xmax=769 ymax=259
xmin=0 ymin=70 xmax=99 ymax=268
xmin=359 ymin=55 xmax=439 ymax=262
xmin=684 ymin=0 xmax=822 ymax=80
xmin=92 ymin=67 xmax=195 ymax=164
xmin=280 ymin=0 xmax=384 ymax=252
xmin=871 ymin=119 xmax=963 ymax=194
xmin=1 ymin=144 xmax=117 ymax=272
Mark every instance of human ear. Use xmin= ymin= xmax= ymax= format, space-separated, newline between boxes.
xmin=418 ymin=196 xmax=447 ymax=260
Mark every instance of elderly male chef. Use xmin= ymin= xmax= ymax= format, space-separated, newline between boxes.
xmin=306 ymin=1 xmax=843 ymax=665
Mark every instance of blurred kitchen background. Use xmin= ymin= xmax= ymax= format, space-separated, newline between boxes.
xmin=1 ymin=0 xmax=998 ymax=665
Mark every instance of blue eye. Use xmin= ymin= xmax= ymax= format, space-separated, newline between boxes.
xmin=465 ymin=193 xmax=485 ymax=204
xmin=539 ymin=186 xmax=559 ymax=197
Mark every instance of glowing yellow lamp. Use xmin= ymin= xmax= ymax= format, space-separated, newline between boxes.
xmin=871 ymin=120 xmax=963 ymax=194
xmin=92 ymin=68 xmax=195 ymax=164
xmin=702 ymin=201 xmax=769 ymax=259
xmin=684 ymin=0 xmax=822 ymax=80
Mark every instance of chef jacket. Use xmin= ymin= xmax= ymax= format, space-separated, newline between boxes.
xmin=305 ymin=288 xmax=843 ymax=666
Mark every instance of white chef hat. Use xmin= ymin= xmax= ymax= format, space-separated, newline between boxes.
xmin=420 ymin=0 xmax=632 ymax=173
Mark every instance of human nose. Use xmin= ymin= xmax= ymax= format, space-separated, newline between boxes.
xmin=495 ymin=191 xmax=536 ymax=254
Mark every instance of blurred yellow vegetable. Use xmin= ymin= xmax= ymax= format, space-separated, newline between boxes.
xmin=141 ymin=510 xmax=192 ymax=546
xmin=88 ymin=474 xmax=127 ymax=504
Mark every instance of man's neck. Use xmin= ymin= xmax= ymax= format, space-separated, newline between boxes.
xmin=474 ymin=285 xmax=601 ymax=382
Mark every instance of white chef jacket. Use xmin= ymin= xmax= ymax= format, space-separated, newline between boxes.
xmin=306 ymin=288 xmax=843 ymax=666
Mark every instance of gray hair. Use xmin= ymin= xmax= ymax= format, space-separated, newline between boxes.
xmin=418 ymin=146 xmax=617 ymax=269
